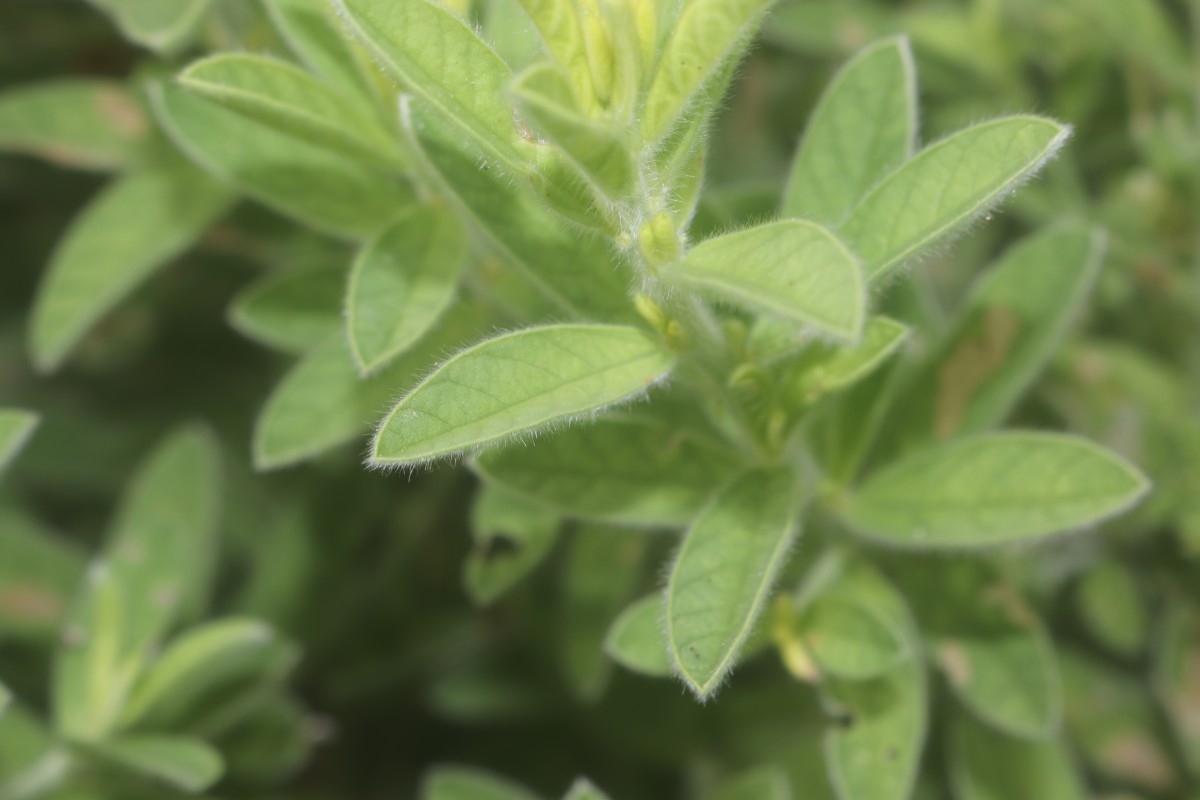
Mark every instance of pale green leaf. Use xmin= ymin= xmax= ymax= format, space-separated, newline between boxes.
xmin=785 ymin=316 xmax=910 ymax=404
xmin=347 ymin=205 xmax=467 ymax=374
xmin=822 ymin=563 xmax=926 ymax=800
xmin=119 ymin=618 xmax=294 ymax=731
xmin=264 ymin=0 xmax=380 ymax=100
xmin=463 ymin=487 xmax=561 ymax=606
xmin=338 ymin=0 xmax=529 ymax=172
xmin=894 ymin=561 xmax=1061 ymax=739
xmin=0 ymin=704 xmax=56 ymax=784
xmin=511 ymin=64 xmax=635 ymax=200
xmin=28 ymin=162 xmax=232 ymax=373
xmin=782 ymin=36 xmax=916 ymax=222
xmin=0 ymin=80 xmax=152 ymax=171
xmin=667 ymin=467 xmax=801 ymax=699
xmin=149 ymin=81 xmax=411 ymax=240
xmin=604 ymin=595 xmax=672 ymax=678
xmin=641 ymin=0 xmax=775 ymax=146
xmin=0 ymin=683 xmax=9 ymax=721
xmin=0 ymin=411 xmax=40 ymax=476
xmin=54 ymin=426 xmax=221 ymax=740
xmin=839 ymin=116 xmax=1070 ymax=281
xmin=841 ymin=433 xmax=1150 ymax=548
xmin=564 ymin=777 xmax=611 ymax=800
xmin=228 ymin=265 xmax=344 ymax=354
xmin=80 ymin=735 xmax=223 ymax=793
xmin=706 ymin=767 xmax=792 ymax=800
xmin=670 ymin=221 xmax=865 ymax=342
xmin=949 ymin=711 xmax=1084 ymax=800
xmin=422 ymin=765 xmax=541 ymax=800
xmin=1077 ymin=560 xmax=1147 ymax=657
xmin=514 ymin=0 xmax=593 ymax=109
xmin=473 ymin=415 xmax=738 ymax=527
xmin=371 ymin=324 xmax=675 ymax=467
xmin=874 ymin=227 xmax=1105 ymax=456
xmin=88 ymin=0 xmax=212 ymax=53
xmin=795 ymin=593 xmax=908 ymax=681
xmin=254 ymin=303 xmax=484 ymax=470
xmin=0 ymin=507 xmax=84 ymax=639
xmin=561 ymin=525 xmax=646 ymax=701
xmin=179 ymin=54 xmax=400 ymax=167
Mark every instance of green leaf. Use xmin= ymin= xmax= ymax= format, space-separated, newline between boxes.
xmin=254 ymin=302 xmax=484 ymax=470
xmin=179 ymin=53 xmax=400 ymax=167
xmin=839 ymin=116 xmax=1070 ymax=282
xmin=80 ymin=735 xmax=223 ymax=793
xmin=0 ymin=410 xmax=40 ymax=476
xmin=874 ymin=227 xmax=1105 ymax=455
xmin=894 ymin=561 xmax=1061 ymax=739
xmin=564 ymin=777 xmax=611 ymax=800
xmin=28 ymin=162 xmax=232 ymax=373
xmin=0 ymin=507 xmax=84 ymax=639
xmin=0 ymin=703 xmax=56 ymax=784
xmin=561 ymin=525 xmax=646 ymax=701
xmin=641 ymin=0 xmax=775 ymax=147
xmin=785 ymin=317 xmax=910 ymax=404
xmin=782 ymin=36 xmax=916 ymax=223
xmin=119 ymin=618 xmax=295 ymax=731
xmin=794 ymin=593 xmax=908 ymax=681
xmin=948 ymin=711 xmax=1084 ymax=800
xmin=0 ymin=80 xmax=152 ymax=171
xmin=88 ymin=0 xmax=212 ymax=53
xmin=473 ymin=414 xmax=737 ymax=527
xmin=1154 ymin=606 xmax=1200 ymax=774
xmin=347 ymin=205 xmax=467 ymax=375
xmin=513 ymin=0 xmax=594 ymax=111
xmin=228 ymin=265 xmax=345 ymax=354
xmin=667 ymin=467 xmax=801 ymax=699
xmin=264 ymin=0 xmax=380 ymax=100
xmin=463 ymin=487 xmax=561 ymax=606
xmin=0 ymin=683 xmax=10 ymax=720
xmin=511 ymin=64 xmax=635 ymax=200
xmin=706 ymin=767 xmax=792 ymax=800
xmin=1076 ymin=560 xmax=1147 ymax=657
xmin=821 ymin=563 xmax=926 ymax=800
xmin=371 ymin=324 xmax=675 ymax=467
xmin=604 ymin=595 xmax=672 ymax=678
xmin=338 ymin=0 xmax=528 ymax=173
xmin=52 ymin=426 xmax=222 ymax=740
xmin=148 ymin=81 xmax=411 ymax=240
xmin=841 ymin=433 xmax=1150 ymax=548
xmin=421 ymin=765 xmax=541 ymax=800
xmin=669 ymin=221 xmax=866 ymax=342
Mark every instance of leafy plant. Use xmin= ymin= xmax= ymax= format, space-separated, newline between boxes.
xmin=1 ymin=0 xmax=1197 ymax=798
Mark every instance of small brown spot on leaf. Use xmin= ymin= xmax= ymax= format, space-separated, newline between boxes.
xmin=95 ymin=87 xmax=147 ymax=138
xmin=934 ymin=306 xmax=1019 ymax=438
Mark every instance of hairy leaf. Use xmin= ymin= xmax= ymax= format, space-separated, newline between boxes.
xmin=667 ymin=467 xmax=801 ymax=699
xmin=841 ymin=433 xmax=1149 ymax=548
xmin=783 ymin=36 xmax=916 ymax=223
xmin=228 ymin=265 xmax=345 ymax=354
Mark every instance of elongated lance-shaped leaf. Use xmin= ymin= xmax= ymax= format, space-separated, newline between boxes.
xmin=228 ymin=264 xmax=345 ymax=354
xmin=783 ymin=316 xmax=910 ymax=406
xmin=53 ymin=426 xmax=221 ymax=740
xmin=706 ymin=767 xmax=792 ymax=800
xmin=782 ymin=36 xmax=916 ymax=223
xmin=179 ymin=54 xmax=401 ymax=168
xmin=839 ymin=116 xmax=1070 ymax=282
xmin=421 ymin=765 xmax=541 ymax=800
xmin=89 ymin=0 xmax=212 ymax=53
xmin=338 ymin=0 xmax=529 ymax=173
xmin=605 ymin=595 xmax=672 ymax=677
xmin=821 ymin=562 xmax=927 ymax=800
xmin=371 ymin=325 xmax=676 ymax=467
xmin=148 ymin=81 xmax=412 ymax=240
xmin=841 ymin=432 xmax=1150 ymax=548
xmin=641 ymin=0 xmax=775 ymax=147
xmin=667 ymin=467 xmax=802 ymax=700
xmin=405 ymin=102 xmax=630 ymax=320
xmin=514 ymin=0 xmax=595 ymax=112
xmin=893 ymin=560 xmax=1061 ymax=739
xmin=473 ymin=415 xmax=739 ymax=527
xmin=0 ymin=80 xmax=152 ymax=171
xmin=948 ymin=710 xmax=1085 ymax=800
xmin=79 ymin=735 xmax=223 ymax=793
xmin=669 ymin=220 xmax=866 ymax=342
xmin=873 ymin=227 xmax=1105 ymax=459
xmin=264 ymin=0 xmax=380 ymax=101
xmin=254 ymin=301 xmax=486 ymax=470
xmin=463 ymin=487 xmax=561 ymax=606
xmin=564 ymin=777 xmax=611 ymax=800
xmin=0 ymin=410 xmax=40 ymax=477
xmin=0 ymin=508 xmax=84 ymax=639
xmin=511 ymin=64 xmax=635 ymax=200
xmin=347 ymin=204 xmax=467 ymax=375
xmin=28 ymin=162 xmax=232 ymax=373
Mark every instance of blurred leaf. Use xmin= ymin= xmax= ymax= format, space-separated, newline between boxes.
xmin=0 ymin=411 xmax=40 ymax=476
xmin=88 ymin=0 xmax=213 ymax=53
xmin=784 ymin=317 xmax=910 ymax=405
xmin=604 ymin=595 xmax=672 ymax=678
xmin=0 ymin=507 xmax=84 ymax=639
xmin=793 ymin=592 xmax=908 ymax=681
xmin=563 ymin=777 xmax=611 ymax=800
xmin=422 ymin=766 xmax=541 ymax=800
xmin=228 ymin=264 xmax=345 ymax=354
xmin=948 ymin=710 xmax=1084 ymax=800
xmin=706 ymin=766 xmax=792 ymax=800
xmin=463 ymin=487 xmax=561 ymax=606
xmin=264 ymin=0 xmax=380 ymax=100
xmin=1076 ymin=560 xmax=1146 ymax=657
xmin=80 ymin=734 xmax=223 ymax=793
xmin=1154 ymin=605 xmax=1200 ymax=774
